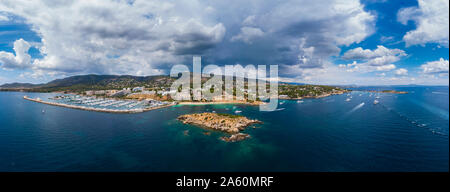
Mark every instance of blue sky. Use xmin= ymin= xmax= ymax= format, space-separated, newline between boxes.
xmin=0 ymin=0 xmax=448 ymax=85
xmin=333 ymin=0 xmax=449 ymax=84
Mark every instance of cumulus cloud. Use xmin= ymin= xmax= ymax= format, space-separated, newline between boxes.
xmin=340 ymin=45 xmax=406 ymax=72
xmin=0 ymin=14 xmax=8 ymax=21
xmin=0 ymin=38 xmax=32 ymax=69
xmin=231 ymin=27 xmax=264 ymax=44
xmin=342 ymin=45 xmax=406 ymax=64
xmin=375 ymin=64 xmax=396 ymax=71
xmin=395 ymin=68 xmax=408 ymax=76
xmin=0 ymin=0 xmax=375 ymax=79
xmin=397 ymin=0 xmax=449 ymax=47
xmin=420 ymin=58 xmax=449 ymax=74
xmin=0 ymin=0 xmax=227 ymax=76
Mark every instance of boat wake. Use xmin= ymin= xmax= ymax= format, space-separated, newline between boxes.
xmin=409 ymin=98 xmax=449 ymax=120
xmin=274 ymin=108 xmax=285 ymax=112
xmin=348 ymin=102 xmax=365 ymax=114
xmin=379 ymin=104 xmax=448 ymax=137
xmin=341 ymin=102 xmax=365 ymax=118
xmin=432 ymin=91 xmax=448 ymax=95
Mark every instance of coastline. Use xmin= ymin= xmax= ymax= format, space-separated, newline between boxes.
xmin=280 ymin=91 xmax=349 ymax=100
xmin=21 ymin=90 xmax=346 ymax=113
xmin=23 ymin=96 xmax=177 ymax=113
xmin=178 ymin=100 xmax=265 ymax=106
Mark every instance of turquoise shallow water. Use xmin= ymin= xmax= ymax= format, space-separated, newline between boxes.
xmin=0 ymin=86 xmax=448 ymax=171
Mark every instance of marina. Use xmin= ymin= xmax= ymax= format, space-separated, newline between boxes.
xmin=24 ymin=94 xmax=177 ymax=113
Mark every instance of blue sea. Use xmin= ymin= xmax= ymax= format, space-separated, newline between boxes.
xmin=0 ymin=86 xmax=448 ymax=171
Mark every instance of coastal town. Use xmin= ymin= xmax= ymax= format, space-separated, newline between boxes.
xmin=2 ymin=74 xmax=353 ymax=114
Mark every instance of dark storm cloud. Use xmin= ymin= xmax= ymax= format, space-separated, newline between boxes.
xmin=0 ymin=0 xmax=375 ymax=79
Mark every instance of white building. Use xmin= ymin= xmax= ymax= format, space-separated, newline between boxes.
xmin=132 ymin=87 xmax=144 ymax=92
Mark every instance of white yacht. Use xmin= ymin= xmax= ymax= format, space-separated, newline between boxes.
xmin=373 ymin=100 xmax=379 ymax=104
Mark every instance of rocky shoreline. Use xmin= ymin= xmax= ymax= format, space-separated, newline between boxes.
xmin=220 ymin=133 xmax=251 ymax=142
xmin=177 ymin=112 xmax=261 ymax=142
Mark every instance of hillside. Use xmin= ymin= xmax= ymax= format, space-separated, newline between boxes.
xmin=0 ymin=74 xmax=348 ymax=99
xmin=0 ymin=74 xmax=175 ymax=92
xmin=0 ymin=82 xmax=42 ymax=89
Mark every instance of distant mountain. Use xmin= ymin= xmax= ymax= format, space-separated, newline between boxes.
xmin=1 ymin=74 xmax=349 ymax=93
xmin=281 ymin=82 xmax=306 ymax=85
xmin=0 ymin=82 xmax=42 ymax=89
xmin=0 ymin=74 xmax=175 ymax=92
xmin=0 ymin=73 xmax=259 ymax=92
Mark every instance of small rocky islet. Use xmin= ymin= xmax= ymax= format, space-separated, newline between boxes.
xmin=177 ymin=112 xmax=261 ymax=142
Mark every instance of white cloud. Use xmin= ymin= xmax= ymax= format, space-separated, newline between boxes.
xmin=342 ymin=45 xmax=406 ymax=64
xmin=397 ymin=0 xmax=449 ymax=47
xmin=0 ymin=0 xmax=227 ymax=76
xmin=340 ymin=45 xmax=405 ymax=73
xmin=328 ymin=1 xmax=375 ymax=46
xmin=395 ymin=68 xmax=408 ymax=76
xmin=242 ymin=15 xmax=256 ymax=26
xmin=375 ymin=64 xmax=396 ymax=71
xmin=0 ymin=38 xmax=32 ymax=69
xmin=377 ymin=72 xmax=386 ymax=77
xmin=0 ymin=14 xmax=8 ymax=21
xmin=231 ymin=27 xmax=264 ymax=44
xmin=380 ymin=36 xmax=394 ymax=43
xmin=420 ymin=58 xmax=449 ymax=74
xmin=0 ymin=0 xmax=375 ymax=80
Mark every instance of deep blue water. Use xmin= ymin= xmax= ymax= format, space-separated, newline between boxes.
xmin=0 ymin=86 xmax=448 ymax=171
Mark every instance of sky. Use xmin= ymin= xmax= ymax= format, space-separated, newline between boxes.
xmin=0 ymin=0 xmax=448 ymax=85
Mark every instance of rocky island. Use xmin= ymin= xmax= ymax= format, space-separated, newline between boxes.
xmin=177 ymin=112 xmax=261 ymax=142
